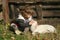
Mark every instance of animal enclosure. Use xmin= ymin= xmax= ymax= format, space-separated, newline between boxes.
xmin=1 ymin=0 xmax=60 ymax=25
xmin=9 ymin=1 xmax=60 ymax=19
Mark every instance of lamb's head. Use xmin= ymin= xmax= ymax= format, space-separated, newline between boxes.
xmin=29 ymin=20 xmax=38 ymax=32
xmin=29 ymin=20 xmax=38 ymax=26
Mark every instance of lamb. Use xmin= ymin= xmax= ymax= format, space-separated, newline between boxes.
xmin=29 ymin=20 xmax=57 ymax=36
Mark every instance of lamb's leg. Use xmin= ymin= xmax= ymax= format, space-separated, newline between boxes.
xmin=24 ymin=27 xmax=29 ymax=33
xmin=32 ymin=32 xmax=36 ymax=36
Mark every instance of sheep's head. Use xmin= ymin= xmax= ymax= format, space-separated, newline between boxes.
xmin=29 ymin=20 xmax=38 ymax=32
xmin=29 ymin=20 xmax=38 ymax=27
xmin=29 ymin=20 xmax=34 ymax=25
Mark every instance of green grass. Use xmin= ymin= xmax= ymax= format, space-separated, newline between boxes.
xmin=0 ymin=24 xmax=60 ymax=40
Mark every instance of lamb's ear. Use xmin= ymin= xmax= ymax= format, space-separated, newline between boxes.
xmin=34 ymin=21 xmax=38 ymax=26
xmin=29 ymin=21 xmax=32 ymax=25
xmin=28 ymin=16 xmax=32 ymax=21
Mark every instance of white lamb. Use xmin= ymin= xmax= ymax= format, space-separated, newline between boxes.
xmin=29 ymin=20 xmax=57 ymax=36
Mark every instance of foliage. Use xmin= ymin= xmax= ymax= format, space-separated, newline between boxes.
xmin=0 ymin=24 xmax=60 ymax=40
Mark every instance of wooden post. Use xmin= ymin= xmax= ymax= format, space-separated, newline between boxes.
xmin=10 ymin=5 xmax=15 ymax=20
xmin=35 ymin=5 xmax=42 ymax=19
xmin=2 ymin=0 xmax=10 ymax=26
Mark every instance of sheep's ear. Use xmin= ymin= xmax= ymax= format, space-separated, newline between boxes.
xmin=29 ymin=20 xmax=33 ymax=25
xmin=29 ymin=21 xmax=32 ymax=25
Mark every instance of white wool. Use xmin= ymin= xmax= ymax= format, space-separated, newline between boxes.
xmin=30 ymin=20 xmax=38 ymax=32
xmin=17 ymin=14 xmax=25 ymax=20
xmin=30 ymin=20 xmax=57 ymax=36
xmin=17 ymin=14 xmax=32 ymax=22
xmin=28 ymin=16 xmax=32 ymax=21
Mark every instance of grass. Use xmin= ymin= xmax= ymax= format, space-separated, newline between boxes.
xmin=0 ymin=24 xmax=60 ymax=40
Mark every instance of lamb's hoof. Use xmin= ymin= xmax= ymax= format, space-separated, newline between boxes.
xmin=15 ymin=30 xmax=22 ymax=35
xmin=32 ymin=33 xmax=36 ymax=36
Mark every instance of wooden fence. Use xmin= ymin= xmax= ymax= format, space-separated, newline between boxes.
xmin=1 ymin=0 xmax=60 ymax=25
